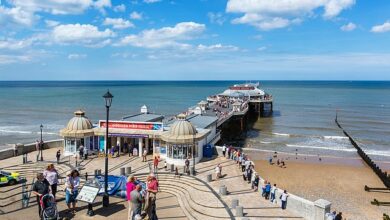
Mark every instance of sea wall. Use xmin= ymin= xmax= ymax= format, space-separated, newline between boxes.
xmin=215 ymin=146 xmax=331 ymax=220
xmin=0 ymin=139 xmax=63 ymax=160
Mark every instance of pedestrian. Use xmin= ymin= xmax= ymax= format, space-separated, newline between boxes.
xmin=78 ymin=145 xmax=84 ymax=160
xmin=222 ymin=145 xmax=226 ymax=157
xmin=153 ymin=156 xmax=159 ymax=172
xmin=65 ymin=170 xmax=80 ymax=214
xmin=146 ymin=174 xmax=159 ymax=220
xmin=111 ymin=146 xmax=115 ymax=157
xmin=241 ymin=157 xmax=246 ymax=172
xmin=269 ymin=156 xmax=273 ymax=165
xmin=326 ymin=211 xmax=337 ymax=220
xmin=270 ymin=184 xmax=277 ymax=203
xmin=126 ymin=176 xmax=137 ymax=220
xmin=36 ymin=140 xmax=40 ymax=160
xmin=252 ymin=174 xmax=260 ymax=192
xmin=142 ymin=148 xmax=147 ymax=162
xmin=265 ymin=182 xmax=271 ymax=200
xmin=184 ymin=157 xmax=190 ymax=174
xmin=43 ymin=164 xmax=59 ymax=198
xmin=219 ymin=164 xmax=223 ymax=177
xmin=116 ymin=140 xmax=121 ymax=157
xmin=215 ymin=164 xmax=221 ymax=180
xmin=261 ymin=181 xmax=267 ymax=197
xmin=227 ymin=146 xmax=231 ymax=158
xmin=280 ymin=190 xmax=289 ymax=210
xmin=84 ymin=147 xmax=88 ymax=159
xmin=56 ymin=150 xmax=61 ymax=164
xmin=32 ymin=173 xmax=50 ymax=219
xmin=174 ymin=167 xmax=180 ymax=178
xmin=246 ymin=166 xmax=253 ymax=184
xmin=334 ymin=212 xmax=343 ymax=220
xmin=130 ymin=185 xmax=144 ymax=220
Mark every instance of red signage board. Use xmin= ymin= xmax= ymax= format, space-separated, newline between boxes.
xmin=99 ymin=121 xmax=163 ymax=131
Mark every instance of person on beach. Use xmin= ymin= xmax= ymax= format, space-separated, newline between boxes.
xmin=65 ymin=170 xmax=80 ymax=214
xmin=43 ymin=164 xmax=59 ymax=198
xmin=130 ymin=185 xmax=144 ymax=220
xmin=265 ymin=182 xmax=271 ymax=200
xmin=56 ymin=150 xmax=61 ymax=164
xmin=270 ymin=184 xmax=277 ymax=203
xmin=32 ymin=173 xmax=50 ymax=219
xmin=280 ymin=190 xmax=289 ymax=210
xmin=142 ymin=148 xmax=147 ymax=162
xmin=269 ymin=156 xmax=273 ymax=165
xmin=222 ymin=145 xmax=226 ymax=157
xmin=126 ymin=176 xmax=137 ymax=220
xmin=153 ymin=156 xmax=159 ymax=172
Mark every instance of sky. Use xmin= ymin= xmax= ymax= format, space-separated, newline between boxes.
xmin=0 ymin=0 xmax=390 ymax=80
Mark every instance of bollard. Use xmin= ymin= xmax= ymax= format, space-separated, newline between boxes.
xmin=231 ymin=199 xmax=239 ymax=209
xmin=207 ymin=174 xmax=212 ymax=182
xmin=219 ymin=185 xmax=227 ymax=195
xmin=120 ymin=167 xmax=126 ymax=176
xmin=126 ymin=167 xmax=132 ymax=175
xmin=170 ymin=164 xmax=174 ymax=172
xmin=236 ymin=206 xmax=243 ymax=217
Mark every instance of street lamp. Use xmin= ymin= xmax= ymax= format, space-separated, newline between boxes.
xmin=102 ymin=90 xmax=113 ymax=207
xmin=40 ymin=124 xmax=43 ymax=161
xmin=192 ymin=133 xmax=196 ymax=175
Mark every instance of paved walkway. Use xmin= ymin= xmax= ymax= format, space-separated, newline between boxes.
xmin=0 ymin=147 xmax=303 ymax=219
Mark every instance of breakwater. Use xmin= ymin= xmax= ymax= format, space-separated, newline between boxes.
xmin=335 ymin=115 xmax=390 ymax=188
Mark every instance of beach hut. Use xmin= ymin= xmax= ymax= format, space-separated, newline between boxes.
xmin=60 ymin=110 xmax=95 ymax=156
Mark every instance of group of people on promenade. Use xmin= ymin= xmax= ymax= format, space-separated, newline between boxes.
xmin=32 ymin=164 xmax=80 ymax=219
xmin=126 ymin=174 xmax=159 ymax=220
xmin=222 ymin=145 xmax=290 ymax=210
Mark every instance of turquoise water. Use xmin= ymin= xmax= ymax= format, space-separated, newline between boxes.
xmin=0 ymin=81 xmax=389 ymax=161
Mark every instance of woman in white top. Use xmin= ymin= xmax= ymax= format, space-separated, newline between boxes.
xmin=65 ymin=170 xmax=80 ymax=213
xmin=280 ymin=190 xmax=289 ymax=210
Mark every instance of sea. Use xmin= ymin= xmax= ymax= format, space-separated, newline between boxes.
xmin=0 ymin=81 xmax=389 ymax=162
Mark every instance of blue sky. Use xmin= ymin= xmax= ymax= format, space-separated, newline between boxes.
xmin=0 ymin=0 xmax=390 ymax=80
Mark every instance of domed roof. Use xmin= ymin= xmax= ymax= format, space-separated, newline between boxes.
xmin=60 ymin=110 xmax=94 ymax=138
xmin=66 ymin=110 xmax=93 ymax=130
xmin=169 ymin=119 xmax=197 ymax=136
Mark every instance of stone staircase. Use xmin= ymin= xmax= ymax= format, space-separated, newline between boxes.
xmin=135 ymin=172 xmax=233 ymax=220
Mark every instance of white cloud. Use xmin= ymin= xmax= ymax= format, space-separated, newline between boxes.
xmin=117 ymin=22 xmax=205 ymax=48
xmin=340 ymin=22 xmax=356 ymax=31
xmin=143 ymin=0 xmax=162 ymax=3
xmin=45 ymin=19 xmax=60 ymax=27
xmin=208 ymin=12 xmax=226 ymax=25
xmin=226 ymin=0 xmax=355 ymax=30
xmin=8 ymin=0 xmax=111 ymax=15
xmin=52 ymin=24 xmax=114 ymax=46
xmin=130 ymin=11 xmax=143 ymax=20
xmin=113 ymin=4 xmax=126 ymax=12
xmin=371 ymin=21 xmax=390 ymax=33
xmin=0 ymin=6 xmax=38 ymax=27
xmin=68 ymin=54 xmax=87 ymax=59
xmin=0 ymin=54 xmax=31 ymax=64
xmin=103 ymin=18 xmax=134 ymax=29
xmin=0 ymin=38 xmax=32 ymax=50
xmin=197 ymin=44 xmax=239 ymax=52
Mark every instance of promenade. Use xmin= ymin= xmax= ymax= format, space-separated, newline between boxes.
xmin=0 ymin=147 xmax=302 ymax=220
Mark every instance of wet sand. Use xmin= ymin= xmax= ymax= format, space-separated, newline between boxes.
xmin=250 ymin=151 xmax=390 ymax=220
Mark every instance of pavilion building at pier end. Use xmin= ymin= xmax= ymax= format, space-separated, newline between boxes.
xmin=60 ymin=107 xmax=218 ymax=167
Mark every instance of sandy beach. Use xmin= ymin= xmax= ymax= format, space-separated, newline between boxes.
xmin=250 ymin=150 xmax=390 ymax=220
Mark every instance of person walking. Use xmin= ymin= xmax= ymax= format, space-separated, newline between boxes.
xmin=215 ymin=164 xmax=221 ymax=180
xmin=32 ymin=173 xmax=50 ymax=219
xmin=142 ymin=148 xmax=147 ymax=162
xmin=130 ymin=185 xmax=144 ymax=220
xmin=78 ymin=145 xmax=84 ymax=160
xmin=265 ymin=182 xmax=271 ymax=200
xmin=222 ymin=145 xmax=226 ymax=157
xmin=253 ymin=174 xmax=259 ymax=191
xmin=184 ymin=157 xmax=190 ymax=174
xmin=146 ymin=174 xmax=159 ymax=220
xmin=270 ymin=184 xmax=277 ymax=203
xmin=84 ymin=146 xmax=88 ymax=159
xmin=43 ymin=164 xmax=59 ymax=198
xmin=126 ymin=176 xmax=137 ymax=220
xmin=246 ymin=166 xmax=253 ymax=184
xmin=281 ymin=190 xmax=289 ymax=210
xmin=334 ymin=212 xmax=343 ymax=220
xmin=153 ymin=156 xmax=159 ymax=172
xmin=65 ymin=170 xmax=80 ymax=214
xmin=56 ymin=150 xmax=61 ymax=164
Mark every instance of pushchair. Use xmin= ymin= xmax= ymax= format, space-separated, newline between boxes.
xmin=40 ymin=194 xmax=59 ymax=220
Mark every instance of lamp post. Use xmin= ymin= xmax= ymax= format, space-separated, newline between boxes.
xmin=40 ymin=124 xmax=43 ymax=161
xmin=102 ymin=90 xmax=113 ymax=207
xmin=192 ymin=133 xmax=196 ymax=175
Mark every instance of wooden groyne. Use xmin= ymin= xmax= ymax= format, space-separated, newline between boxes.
xmin=335 ymin=115 xmax=390 ymax=188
